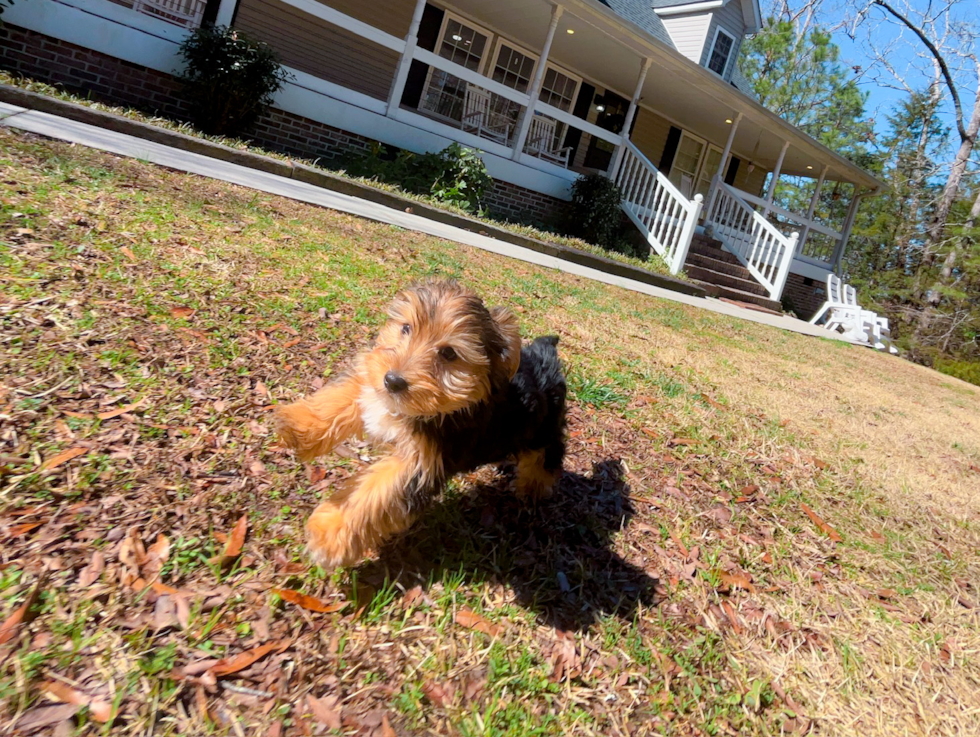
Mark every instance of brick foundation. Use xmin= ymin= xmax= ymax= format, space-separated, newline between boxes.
xmin=782 ymin=272 xmax=828 ymax=320
xmin=1 ymin=24 xmax=569 ymax=225
xmin=484 ymin=179 xmax=568 ymax=226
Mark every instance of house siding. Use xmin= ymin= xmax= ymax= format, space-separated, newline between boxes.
xmin=630 ymin=107 xmax=673 ymax=168
xmin=660 ymin=12 xmax=712 ymax=64
xmin=731 ymin=161 xmax=767 ymax=197
xmin=234 ymin=0 xmax=408 ymax=101
xmin=700 ymin=2 xmax=744 ymax=81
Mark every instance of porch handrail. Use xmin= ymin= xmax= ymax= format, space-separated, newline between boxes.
xmin=532 ymin=101 xmax=623 ymax=147
xmin=733 ymin=187 xmax=843 ymax=240
xmin=413 ymin=48 xmax=532 ymax=108
xmin=613 ymin=140 xmax=703 ymax=275
xmin=707 ymin=177 xmax=798 ymax=300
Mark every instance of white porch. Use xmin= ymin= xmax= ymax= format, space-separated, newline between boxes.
xmin=5 ymin=0 xmax=884 ymax=303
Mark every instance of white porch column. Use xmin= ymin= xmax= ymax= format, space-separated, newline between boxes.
xmin=761 ymin=139 xmax=789 ymax=218
xmin=385 ymin=0 xmax=428 ymax=117
xmin=511 ymin=4 xmax=564 ymax=161
xmin=705 ymin=111 xmax=741 ymax=216
xmin=214 ymin=0 xmax=238 ymax=26
xmin=797 ymin=163 xmax=828 ymax=255
xmin=831 ymin=188 xmax=865 ymax=273
xmin=608 ymin=57 xmax=652 ymax=179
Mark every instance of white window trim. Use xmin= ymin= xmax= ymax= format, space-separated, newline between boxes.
xmin=489 ymin=37 xmax=540 ymax=93
xmin=706 ymin=26 xmax=737 ymax=78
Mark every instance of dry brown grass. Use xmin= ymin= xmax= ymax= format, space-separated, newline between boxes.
xmin=1 ymin=128 xmax=978 ymax=736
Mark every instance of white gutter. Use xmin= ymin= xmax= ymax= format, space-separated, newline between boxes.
xmin=653 ymin=0 xmax=728 ymax=17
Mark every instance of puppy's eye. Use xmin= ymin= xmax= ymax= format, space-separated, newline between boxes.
xmin=438 ymin=346 xmax=458 ymax=362
xmin=401 ymin=324 xmax=411 ymax=336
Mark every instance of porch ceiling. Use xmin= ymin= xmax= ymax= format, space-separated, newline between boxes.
xmin=444 ymin=0 xmax=884 ymax=191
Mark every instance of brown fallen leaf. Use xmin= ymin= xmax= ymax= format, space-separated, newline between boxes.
xmin=869 ymin=530 xmax=886 ymax=542
xmin=455 ymin=608 xmax=501 ymax=637
xmin=876 ymin=588 xmax=897 ymax=599
xmin=119 ymin=246 xmax=137 ymax=262
xmin=210 ymin=514 xmax=247 ymax=568
xmin=668 ymin=437 xmax=699 ymax=447
xmin=208 ymin=641 xmax=284 ymax=677
xmin=273 ymin=588 xmax=346 ymax=614
xmin=306 ymin=694 xmax=342 ymax=729
xmin=381 ymin=714 xmax=397 ymax=737
xmin=717 ymin=570 xmax=757 ymax=594
xmin=550 ymin=630 xmax=581 ymax=682
xmin=77 ymin=551 xmax=105 ymax=587
xmin=282 ymin=338 xmax=302 ymax=349
xmin=142 ymin=534 xmax=171 ymax=578
xmin=38 ymin=446 xmax=88 ymax=472
xmin=0 ymin=573 xmax=48 ymax=645
xmin=402 ymin=585 xmax=424 ymax=608
xmin=801 ymin=502 xmax=842 ymax=542
xmin=8 ymin=521 xmax=44 ymax=537
xmin=96 ymin=400 xmax=144 ymax=420
xmin=42 ymin=681 xmax=113 ymax=723
xmin=12 ymin=703 xmax=79 ymax=732
xmin=421 ymin=681 xmax=454 ymax=707
xmin=171 ymin=306 xmax=196 ymax=319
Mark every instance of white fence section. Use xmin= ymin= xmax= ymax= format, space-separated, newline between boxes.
xmin=707 ymin=179 xmax=798 ymax=299
xmin=612 ymin=140 xmax=703 ymax=275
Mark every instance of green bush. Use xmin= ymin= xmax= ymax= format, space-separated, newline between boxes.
xmin=934 ymin=359 xmax=980 ymax=387
xmin=177 ymin=26 xmax=290 ymax=136
xmin=346 ymin=142 xmax=491 ymax=213
xmin=567 ymin=173 xmax=624 ymax=250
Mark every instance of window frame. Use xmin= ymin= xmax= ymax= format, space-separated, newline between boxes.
xmin=435 ymin=10 xmax=495 ymax=74
xmin=706 ymin=26 xmax=737 ymax=78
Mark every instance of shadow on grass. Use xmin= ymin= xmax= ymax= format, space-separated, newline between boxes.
xmin=358 ymin=460 xmax=660 ymax=631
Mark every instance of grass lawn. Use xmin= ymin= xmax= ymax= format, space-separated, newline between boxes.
xmin=1 ymin=128 xmax=978 ymax=736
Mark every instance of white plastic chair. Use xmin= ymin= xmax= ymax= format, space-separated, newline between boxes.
xmin=525 ymin=115 xmax=573 ymax=167
xmin=461 ymin=86 xmax=512 ymax=145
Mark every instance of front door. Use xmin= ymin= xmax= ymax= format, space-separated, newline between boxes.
xmin=583 ymin=90 xmax=629 ymax=171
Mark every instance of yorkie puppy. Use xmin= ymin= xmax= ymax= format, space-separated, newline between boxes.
xmin=276 ymin=279 xmax=567 ymax=568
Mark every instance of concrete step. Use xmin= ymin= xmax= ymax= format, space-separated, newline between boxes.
xmin=683 ymin=264 xmax=770 ymax=298
xmin=690 ymin=280 xmax=784 ymax=312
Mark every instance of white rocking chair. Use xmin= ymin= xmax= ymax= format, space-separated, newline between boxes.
xmin=525 ymin=114 xmax=573 ymax=168
xmin=461 ymin=86 xmax=512 ymax=145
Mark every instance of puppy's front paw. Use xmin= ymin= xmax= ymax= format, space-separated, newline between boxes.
xmin=306 ymin=501 xmax=363 ymax=568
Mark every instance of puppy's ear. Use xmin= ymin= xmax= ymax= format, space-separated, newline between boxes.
xmin=488 ymin=305 xmax=522 ymax=384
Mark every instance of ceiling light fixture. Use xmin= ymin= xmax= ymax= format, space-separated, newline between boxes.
xmin=806 ymin=165 xmax=813 ymax=169
xmin=566 ymin=28 xmax=575 ymax=34
xmin=725 ymin=118 xmax=733 ymax=124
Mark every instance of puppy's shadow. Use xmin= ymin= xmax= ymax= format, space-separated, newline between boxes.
xmin=359 ymin=460 xmax=660 ymax=631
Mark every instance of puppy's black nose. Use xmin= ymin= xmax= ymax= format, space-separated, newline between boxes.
xmin=384 ymin=371 xmax=409 ymax=394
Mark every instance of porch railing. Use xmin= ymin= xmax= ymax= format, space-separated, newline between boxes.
xmin=707 ymin=178 xmax=798 ymax=300
xmin=612 ymin=140 xmax=703 ymax=275
xmin=728 ymin=188 xmax=843 ymax=266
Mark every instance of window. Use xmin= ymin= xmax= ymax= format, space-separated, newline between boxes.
xmin=540 ymin=67 xmax=579 ymax=112
xmin=669 ymin=132 xmax=706 ymax=196
xmin=707 ymin=28 xmax=736 ymax=77
xmin=492 ymin=42 xmax=536 ymax=92
xmin=695 ymin=145 xmax=724 ymax=199
xmin=439 ymin=17 xmax=489 ymax=71
xmin=420 ymin=14 xmax=492 ymax=122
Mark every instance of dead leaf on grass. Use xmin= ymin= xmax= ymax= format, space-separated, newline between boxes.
xmin=96 ymin=400 xmax=144 ymax=420
xmin=273 ymin=588 xmax=346 ymax=614
xmin=0 ymin=573 xmax=47 ymax=645
xmin=717 ymin=571 xmax=757 ymax=594
xmin=171 ymin=306 xmax=196 ymax=319
xmin=381 ymin=714 xmax=397 ymax=737
xmin=208 ymin=640 xmax=286 ymax=677
xmin=38 ymin=446 xmax=88 ymax=472
xmin=455 ymin=608 xmax=501 ymax=637
xmin=119 ymin=246 xmax=137 ymax=262
xmin=42 ymin=681 xmax=113 ymax=723
xmin=421 ymin=681 xmax=455 ymax=707
xmin=12 ymin=703 xmax=79 ymax=732
xmin=77 ymin=551 xmax=105 ymax=587
xmin=550 ymin=630 xmax=582 ymax=682
xmin=306 ymin=694 xmax=342 ymax=729
xmin=209 ymin=514 xmax=247 ymax=568
xmin=801 ymin=502 xmax=842 ymax=542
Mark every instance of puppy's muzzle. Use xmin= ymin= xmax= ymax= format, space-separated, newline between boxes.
xmin=384 ymin=371 xmax=409 ymax=394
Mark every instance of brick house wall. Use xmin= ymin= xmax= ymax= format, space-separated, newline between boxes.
xmin=782 ymin=272 xmax=827 ymax=320
xmin=0 ymin=25 xmax=569 ymax=225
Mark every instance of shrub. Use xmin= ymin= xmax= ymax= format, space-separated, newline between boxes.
xmin=934 ymin=359 xmax=980 ymax=387
xmin=177 ymin=26 xmax=290 ymax=136
xmin=567 ymin=173 xmax=623 ymax=250
xmin=346 ymin=142 xmax=492 ymax=213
